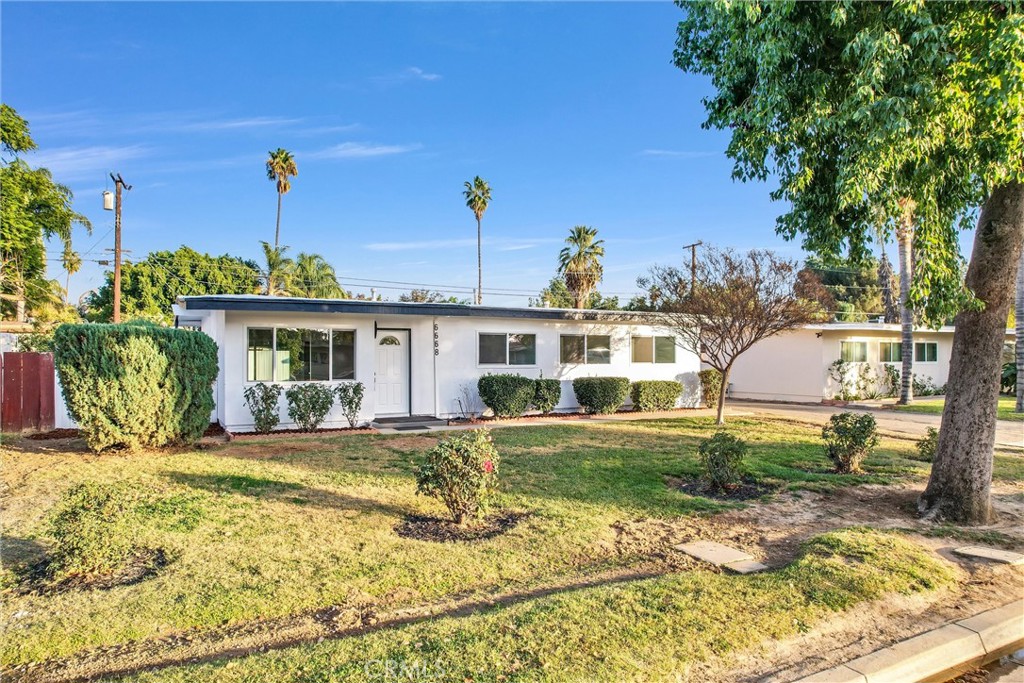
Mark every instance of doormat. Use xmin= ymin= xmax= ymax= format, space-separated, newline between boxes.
xmin=392 ymin=425 xmax=430 ymax=431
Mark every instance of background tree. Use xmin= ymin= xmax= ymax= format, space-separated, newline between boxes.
xmin=557 ymin=225 xmax=605 ymax=309
xmin=290 ymin=252 xmax=347 ymax=299
xmin=675 ymin=1 xmax=1024 ymax=523
xmin=266 ymin=148 xmax=297 ymax=248
xmin=86 ymin=246 xmax=261 ymax=323
xmin=530 ymin=276 xmax=620 ymax=310
xmin=894 ymin=198 xmax=917 ymax=405
xmin=798 ymin=256 xmax=882 ymax=322
xmin=1017 ymin=252 xmax=1023 ymax=413
xmin=61 ymin=244 xmax=81 ymax=305
xmin=1 ymin=104 xmax=90 ymax=321
xmin=641 ymin=247 xmax=821 ymax=424
xmin=259 ymin=241 xmax=293 ymax=296
xmin=399 ymin=289 xmax=469 ymax=304
xmin=462 ymin=176 xmax=491 ymax=305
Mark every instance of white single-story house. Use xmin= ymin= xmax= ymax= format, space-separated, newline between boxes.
xmin=161 ymin=295 xmax=703 ymax=431
xmin=726 ymin=322 xmax=1016 ymax=403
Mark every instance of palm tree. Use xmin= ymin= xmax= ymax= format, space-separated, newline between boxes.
xmin=462 ymin=176 xmax=491 ymax=305
xmin=61 ymin=244 xmax=82 ymax=305
xmin=291 ymin=253 xmax=347 ymax=299
xmin=266 ymin=149 xmax=298 ymax=248
xmin=557 ymin=226 xmax=605 ymax=309
xmin=895 ymin=198 xmax=915 ymax=405
xmin=260 ymin=241 xmax=293 ymax=296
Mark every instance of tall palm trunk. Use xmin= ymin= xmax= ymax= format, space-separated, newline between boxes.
xmin=274 ymin=192 xmax=283 ymax=248
xmin=920 ymin=181 xmax=1024 ymax=524
xmin=1016 ymin=249 xmax=1024 ymax=413
xmin=476 ymin=217 xmax=482 ymax=305
xmin=896 ymin=210 xmax=914 ymax=405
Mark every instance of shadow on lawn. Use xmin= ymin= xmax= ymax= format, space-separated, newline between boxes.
xmin=165 ymin=472 xmax=418 ymax=518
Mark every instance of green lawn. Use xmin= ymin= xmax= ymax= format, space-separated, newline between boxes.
xmin=0 ymin=417 xmax=1005 ymax=677
xmin=893 ymin=395 xmax=1024 ymax=421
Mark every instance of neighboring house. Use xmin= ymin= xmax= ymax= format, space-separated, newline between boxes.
xmin=727 ymin=323 xmax=1016 ymax=403
xmin=161 ymin=295 xmax=702 ymax=431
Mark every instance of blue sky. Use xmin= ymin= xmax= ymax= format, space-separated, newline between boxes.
xmin=4 ymin=2 xmax=896 ymax=306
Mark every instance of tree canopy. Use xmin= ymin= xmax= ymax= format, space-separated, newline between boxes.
xmin=531 ymin=277 xmax=620 ymax=310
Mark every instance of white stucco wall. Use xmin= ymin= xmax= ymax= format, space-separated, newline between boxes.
xmin=727 ymin=329 xmax=825 ymax=402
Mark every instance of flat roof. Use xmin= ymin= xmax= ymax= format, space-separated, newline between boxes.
xmin=177 ymin=294 xmax=658 ymax=323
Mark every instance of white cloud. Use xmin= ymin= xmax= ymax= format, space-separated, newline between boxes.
xmin=639 ymin=149 xmax=719 ymax=158
xmin=26 ymin=145 xmax=150 ymax=180
xmin=307 ymin=142 xmax=422 ymax=159
xmin=365 ymin=238 xmax=477 ymax=252
xmin=405 ymin=67 xmax=442 ymax=82
xmin=177 ymin=116 xmax=303 ymax=132
xmin=370 ymin=66 xmax=443 ymax=86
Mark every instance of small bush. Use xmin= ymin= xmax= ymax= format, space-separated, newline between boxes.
xmin=285 ymin=383 xmax=335 ymax=432
xmin=243 ymin=383 xmax=283 ymax=434
xmin=48 ymin=481 xmax=139 ymax=578
xmin=334 ymin=382 xmax=366 ymax=428
xmin=415 ymin=429 xmax=500 ymax=524
xmin=631 ymin=380 xmax=683 ymax=412
xmin=477 ymin=374 xmax=535 ymax=418
xmin=572 ymin=377 xmax=630 ymax=414
xmin=698 ymin=369 xmax=722 ymax=408
xmin=821 ymin=412 xmax=879 ymax=474
xmin=533 ymin=377 xmax=562 ymax=414
xmin=697 ymin=431 xmax=747 ymax=491
xmin=53 ymin=323 xmax=218 ymax=452
xmin=915 ymin=427 xmax=939 ymax=462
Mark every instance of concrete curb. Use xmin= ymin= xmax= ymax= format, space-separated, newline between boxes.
xmin=793 ymin=599 xmax=1024 ymax=683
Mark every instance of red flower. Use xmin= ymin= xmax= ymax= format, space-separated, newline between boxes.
xmin=482 ymin=460 xmax=494 ymax=473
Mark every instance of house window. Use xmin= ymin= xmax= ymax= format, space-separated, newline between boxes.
xmin=560 ymin=334 xmax=611 ymax=364
xmin=915 ymin=342 xmax=938 ymax=362
xmin=246 ymin=327 xmax=356 ymax=382
xmin=478 ymin=333 xmax=536 ymax=365
xmin=840 ymin=341 xmax=867 ymax=363
xmin=880 ymin=342 xmax=902 ymax=363
xmin=631 ymin=336 xmax=675 ymax=364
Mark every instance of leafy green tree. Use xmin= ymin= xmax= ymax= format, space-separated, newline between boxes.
xmin=399 ymin=289 xmax=468 ymax=304
xmin=531 ymin=277 xmax=620 ymax=310
xmin=290 ymin=252 xmax=347 ymax=299
xmin=799 ymin=256 xmax=883 ymax=322
xmin=87 ymin=246 xmax=261 ymax=322
xmin=1 ymin=104 xmax=90 ymax=321
xmin=675 ymin=1 xmax=1024 ymax=523
xmin=557 ymin=226 xmax=606 ymax=309
xmin=463 ymin=176 xmax=491 ymax=305
xmin=266 ymin=148 xmax=297 ymax=248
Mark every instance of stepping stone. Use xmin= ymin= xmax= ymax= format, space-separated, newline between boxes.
xmin=723 ymin=559 xmax=769 ymax=575
xmin=675 ymin=540 xmax=753 ymax=566
xmin=952 ymin=546 xmax=1024 ymax=565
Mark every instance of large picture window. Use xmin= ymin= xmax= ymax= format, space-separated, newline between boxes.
xmin=560 ymin=334 xmax=611 ymax=364
xmin=840 ymin=341 xmax=867 ymax=363
xmin=914 ymin=342 xmax=938 ymax=363
xmin=631 ymin=336 xmax=676 ymax=364
xmin=880 ymin=342 xmax=902 ymax=363
xmin=246 ymin=328 xmax=356 ymax=382
xmin=478 ymin=333 xmax=536 ymax=365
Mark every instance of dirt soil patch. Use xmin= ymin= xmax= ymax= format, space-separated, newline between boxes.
xmin=13 ymin=548 xmax=169 ymax=597
xmin=228 ymin=427 xmax=377 ymax=439
xmin=672 ymin=476 xmax=781 ymax=501
xmin=394 ymin=511 xmax=530 ymax=543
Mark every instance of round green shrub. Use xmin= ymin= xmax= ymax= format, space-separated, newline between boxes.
xmin=53 ymin=323 xmax=218 ymax=452
xmin=415 ymin=429 xmax=500 ymax=524
xmin=243 ymin=383 xmax=283 ymax=434
xmin=698 ymin=369 xmax=723 ymax=408
xmin=914 ymin=427 xmax=939 ymax=462
xmin=533 ymin=378 xmax=562 ymax=414
xmin=697 ymin=431 xmax=747 ymax=491
xmin=477 ymin=374 xmax=535 ymax=418
xmin=572 ymin=377 xmax=630 ymax=414
xmin=821 ymin=412 xmax=879 ymax=473
xmin=334 ymin=381 xmax=366 ymax=428
xmin=285 ymin=383 xmax=335 ymax=432
xmin=630 ymin=380 xmax=683 ymax=412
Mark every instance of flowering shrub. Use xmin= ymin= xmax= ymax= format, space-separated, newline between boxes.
xmin=334 ymin=382 xmax=365 ymax=428
xmin=285 ymin=383 xmax=334 ymax=432
xmin=243 ymin=382 xmax=283 ymax=434
xmin=821 ymin=412 xmax=879 ymax=473
xmin=415 ymin=429 xmax=500 ymax=525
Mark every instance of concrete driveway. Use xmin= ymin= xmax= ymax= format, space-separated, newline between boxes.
xmin=726 ymin=401 xmax=1024 ymax=450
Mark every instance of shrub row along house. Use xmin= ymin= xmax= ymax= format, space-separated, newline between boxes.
xmin=160 ymin=295 xmax=702 ymax=431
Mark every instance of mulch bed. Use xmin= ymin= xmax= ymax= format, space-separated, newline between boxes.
xmin=673 ymin=477 xmax=781 ymax=501
xmin=394 ymin=511 xmax=530 ymax=543
xmin=449 ymin=407 xmax=700 ymax=426
xmin=15 ymin=548 xmax=168 ymax=597
xmin=227 ymin=427 xmax=378 ymax=440
xmin=26 ymin=428 xmax=81 ymax=440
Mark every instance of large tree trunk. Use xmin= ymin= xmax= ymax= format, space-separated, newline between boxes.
xmin=715 ymin=366 xmax=731 ymax=425
xmin=920 ymin=182 xmax=1024 ymax=524
xmin=896 ymin=222 xmax=914 ymax=405
xmin=476 ymin=217 xmax=482 ymax=305
xmin=1016 ymin=249 xmax=1023 ymax=413
xmin=274 ymin=193 xmax=283 ymax=248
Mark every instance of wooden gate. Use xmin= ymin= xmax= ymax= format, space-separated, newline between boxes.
xmin=1 ymin=352 xmax=55 ymax=433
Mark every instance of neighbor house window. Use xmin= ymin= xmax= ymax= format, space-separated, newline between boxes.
xmin=631 ymin=336 xmax=676 ymax=363
xmin=840 ymin=341 xmax=867 ymax=363
xmin=880 ymin=342 xmax=902 ymax=363
xmin=560 ymin=334 xmax=611 ymax=364
xmin=246 ymin=327 xmax=356 ymax=382
xmin=478 ymin=333 xmax=536 ymax=365
xmin=915 ymin=342 xmax=938 ymax=362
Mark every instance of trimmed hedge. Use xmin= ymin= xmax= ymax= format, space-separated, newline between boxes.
xmin=573 ymin=377 xmax=630 ymax=414
xmin=478 ymin=374 xmax=535 ymax=418
xmin=533 ymin=378 xmax=562 ymax=414
xmin=698 ymin=369 xmax=722 ymax=408
xmin=54 ymin=323 xmax=218 ymax=452
xmin=631 ymin=380 xmax=683 ymax=412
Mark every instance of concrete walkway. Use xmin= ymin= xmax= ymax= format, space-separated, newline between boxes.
xmin=725 ymin=401 xmax=1024 ymax=449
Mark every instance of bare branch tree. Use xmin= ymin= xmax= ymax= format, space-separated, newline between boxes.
xmin=640 ymin=247 xmax=823 ymax=424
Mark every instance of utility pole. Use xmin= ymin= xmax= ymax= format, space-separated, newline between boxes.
xmin=106 ymin=173 xmax=132 ymax=323
xmin=681 ymin=241 xmax=702 ymax=297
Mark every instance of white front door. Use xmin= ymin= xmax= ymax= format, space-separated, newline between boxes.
xmin=375 ymin=330 xmax=410 ymax=416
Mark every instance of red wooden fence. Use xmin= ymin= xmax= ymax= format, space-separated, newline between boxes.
xmin=1 ymin=352 xmax=55 ymax=433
